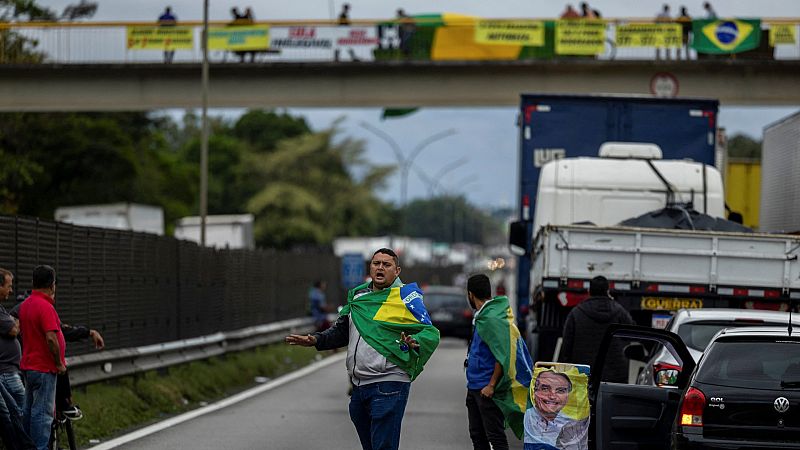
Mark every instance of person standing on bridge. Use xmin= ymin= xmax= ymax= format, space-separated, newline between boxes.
xmin=286 ymin=248 xmax=440 ymax=450
xmin=557 ymin=276 xmax=634 ymax=383
xmin=157 ymin=6 xmax=177 ymax=64
xmin=465 ymin=274 xmax=532 ymax=450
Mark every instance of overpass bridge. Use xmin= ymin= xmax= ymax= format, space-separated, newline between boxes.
xmin=1 ymin=59 xmax=799 ymax=111
xmin=0 ymin=18 xmax=799 ymax=110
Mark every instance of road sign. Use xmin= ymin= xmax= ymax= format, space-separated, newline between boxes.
xmin=341 ymin=253 xmax=365 ymax=289
xmin=650 ymin=72 xmax=679 ymax=97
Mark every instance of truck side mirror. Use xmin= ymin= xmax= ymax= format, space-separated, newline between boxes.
xmin=509 ymin=221 xmax=529 ymax=255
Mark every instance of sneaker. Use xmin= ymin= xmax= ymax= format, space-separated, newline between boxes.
xmin=62 ymin=405 xmax=83 ymax=421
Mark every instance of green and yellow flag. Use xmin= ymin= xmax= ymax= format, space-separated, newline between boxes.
xmin=474 ymin=296 xmax=533 ymax=439
xmin=340 ymin=282 xmax=440 ymax=381
xmin=692 ymin=19 xmax=761 ymax=54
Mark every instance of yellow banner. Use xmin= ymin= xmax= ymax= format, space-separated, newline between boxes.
xmin=126 ymin=26 xmax=194 ymax=50
xmin=474 ymin=20 xmax=545 ymax=46
xmin=555 ymin=20 xmax=606 ymax=55
xmin=208 ymin=25 xmax=270 ymax=51
xmin=616 ymin=23 xmax=682 ymax=48
xmin=769 ymin=24 xmax=797 ymax=46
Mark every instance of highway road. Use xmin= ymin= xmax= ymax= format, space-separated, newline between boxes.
xmin=104 ymin=338 xmax=523 ymax=449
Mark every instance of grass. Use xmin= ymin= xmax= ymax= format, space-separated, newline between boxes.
xmin=68 ymin=343 xmax=322 ymax=447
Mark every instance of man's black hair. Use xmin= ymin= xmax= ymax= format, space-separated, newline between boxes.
xmin=32 ymin=265 xmax=56 ymax=289
xmin=313 ymin=280 xmax=324 ymax=289
xmin=467 ymin=274 xmax=492 ymax=300
xmin=535 ymin=370 xmax=573 ymax=392
xmin=589 ymin=275 xmax=609 ymax=296
xmin=0 ymin=268 xmax=11 ymax=287
xmin=372 ymin=248 xmax=399 ymax=266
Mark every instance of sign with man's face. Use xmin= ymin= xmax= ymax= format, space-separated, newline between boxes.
xmin=524 ymin=362 xmax=591 ymax=450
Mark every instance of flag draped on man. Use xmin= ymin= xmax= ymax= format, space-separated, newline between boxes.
xmin=474 ymin=295 xmax=533 ymax=438
xmin=340 ymin=281 xmax=440 ymax=381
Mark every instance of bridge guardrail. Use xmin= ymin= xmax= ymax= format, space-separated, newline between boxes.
xmin=66 ymin=317 xmax=315 ymax=387
xmin=1 ymin=17 xmax=798 ymax=64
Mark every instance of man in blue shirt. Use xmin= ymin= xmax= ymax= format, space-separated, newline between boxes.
xmin=465 ymin=275 xmax=508 ymax=450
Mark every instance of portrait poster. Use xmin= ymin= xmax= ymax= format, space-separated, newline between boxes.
xmin=523 ymin=362 xmax=590 ymax=450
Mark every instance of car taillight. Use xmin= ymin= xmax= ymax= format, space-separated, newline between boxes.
xmin=462 ymin=309 xmax=473 ymax=319
xmin=680 ymin=387 xmax=706 ymax=427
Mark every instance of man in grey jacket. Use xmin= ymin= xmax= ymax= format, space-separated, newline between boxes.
xmin=286 ymin=248 xmax=420 ymax=450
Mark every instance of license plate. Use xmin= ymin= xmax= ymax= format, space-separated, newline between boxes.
xmin=431 ymin=311 xmax=454 ymax=321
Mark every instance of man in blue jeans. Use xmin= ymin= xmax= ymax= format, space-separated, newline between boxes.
xmin=19 ymin=266 xmax=66 ymax=450
xmin=0 ymin=268 xmax=35 ymax=449
xmin=286 ymin=248 xmax=440 ymax=450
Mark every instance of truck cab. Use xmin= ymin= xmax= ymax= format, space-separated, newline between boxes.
xmin=533 ymin=143 xmax=725 ymax=232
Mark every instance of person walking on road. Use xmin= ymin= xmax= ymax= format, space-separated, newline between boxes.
xmin=19 ymin=265 xmax=66 ymax=450
xmin=465 ymin=274 xmax=533 ymax=450
xmin=557 ymin=276 xmax=634 ymax=383
xmin=286 ymin=248 xmax=440 ymax=450
xmin=309 ymin=280 xmax=330 ymax=332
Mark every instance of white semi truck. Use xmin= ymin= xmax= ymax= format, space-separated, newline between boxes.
xmin=513 ymin=143 xmax=800 ymax=361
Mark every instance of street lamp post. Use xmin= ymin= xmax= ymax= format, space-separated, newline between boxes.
xmin=199 ymin=0 xmax=210 ymax=246
xmin=359 ymin=122 xmax=457 ymax=208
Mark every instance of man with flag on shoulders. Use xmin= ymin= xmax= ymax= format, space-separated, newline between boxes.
xmin=465 ymin=274 xmax=533 ymax=450
xmin=285 ymin=248 xmax=440 ymax=450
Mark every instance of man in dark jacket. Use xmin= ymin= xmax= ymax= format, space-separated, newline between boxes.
xmin=557 ymin=276 xmax=634 ymax=382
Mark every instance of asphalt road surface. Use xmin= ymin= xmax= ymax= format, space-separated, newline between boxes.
xmin=108 ymin=338 xmax=522 ymax=449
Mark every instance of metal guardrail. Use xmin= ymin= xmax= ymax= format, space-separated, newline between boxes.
xmin=67 ymin=317 xmax=315 ymax=387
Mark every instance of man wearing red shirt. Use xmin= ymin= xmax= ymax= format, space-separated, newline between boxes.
xmin=19 ymin=265 xmax=65 ymax=450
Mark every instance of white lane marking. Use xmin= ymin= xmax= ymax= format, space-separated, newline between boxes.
xmin=89 ymin=352 xmax=346 ymax=449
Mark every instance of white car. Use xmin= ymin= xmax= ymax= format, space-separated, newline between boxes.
xmin=635 ymin=308 xmax=800 ymax=386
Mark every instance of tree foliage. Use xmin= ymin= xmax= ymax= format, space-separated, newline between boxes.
xmin=1 ymin=0 xmax=97 ymax=63
xmin=243 ymin=125 xmax=396 ymax=248
xmin=0 ymin=112 xmax=195 ymax=224
xmin=401 ymin=195 xmax=501 ymax=244
xmin=727 ymin=133 xmax=761 ymax=160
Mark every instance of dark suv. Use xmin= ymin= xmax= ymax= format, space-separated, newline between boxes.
xmin=588 ymin=324 xmax=800 ymax=449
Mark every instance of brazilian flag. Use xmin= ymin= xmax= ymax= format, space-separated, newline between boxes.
xmin=474 ymin=296 xmax=533 ymax=439
xmin=692 ymin=19 xmax=761 ymax=54
xmin=340 ymin=282 xmax=440 ymax=381
xmin=375 ymin=13 xmax=555 ymax=61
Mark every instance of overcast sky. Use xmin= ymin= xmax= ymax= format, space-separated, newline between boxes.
xmin=38 ymin=0 xmax=800 ymax=208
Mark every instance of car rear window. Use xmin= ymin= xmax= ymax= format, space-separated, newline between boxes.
xmin=677 ymin=321 xmax=788 ymax=352
xmin=696 ymin=340 xmax=800 ymax=389
xmin=424 ymin=293 xmax=465 ymax=308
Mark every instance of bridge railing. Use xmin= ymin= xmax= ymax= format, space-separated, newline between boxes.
xmin=1 ymin=17 xmax=798 ymax=64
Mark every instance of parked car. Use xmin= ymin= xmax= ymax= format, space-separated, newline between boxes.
xmin=423 ymin=285 xmax=472 ymax=339
xmin=673 ymin=326 xmax=800 ymax=449
xmin=636 ymin=308 xmax=800 ymax=386
xmin=589 ymin=323 xmax=800 ymax=450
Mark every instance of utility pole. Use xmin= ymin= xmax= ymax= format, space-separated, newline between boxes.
xmin=200 ymin=0 xmax=210 ymax=247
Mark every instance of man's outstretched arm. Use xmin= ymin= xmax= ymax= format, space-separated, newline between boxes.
xmin=286 ymin=315 xmax=349 ymax=350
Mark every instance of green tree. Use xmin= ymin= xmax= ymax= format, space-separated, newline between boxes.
xmin=178 ymin=109 xmax=312 ymax=215
xmin=1 ymin=0 xmax=96 ymax=63
xmin=402 ymin=195 xmax=501 ymax=244
xmin=727 ymin=133 xmax=761 ymax=160
xmin=244 ymin=125 xmax=395 ymax=248
xmin=0 ymin=112 xmax=195 ymax=224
